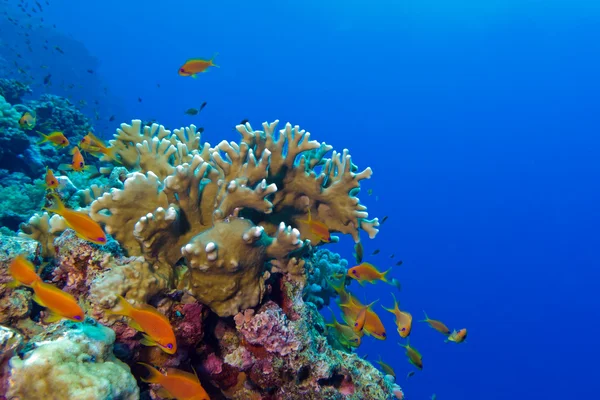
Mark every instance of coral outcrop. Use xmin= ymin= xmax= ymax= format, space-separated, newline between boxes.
xmin=5 ymin=320 xmax=139 ymax=400
xmin=0 ymin=117 xmax=394 ymax=399
xmin=89 ymin=119 xmax=377 ymax=317
xmin=0 ymin=79 xmax=31 ymax=105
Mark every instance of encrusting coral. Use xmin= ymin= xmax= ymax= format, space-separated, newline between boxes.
xmin=6 ymin=320 xmax=139 ymax=400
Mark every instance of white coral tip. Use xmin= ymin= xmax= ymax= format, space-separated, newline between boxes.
xmin=207 ymin=252 xmax=218 ymax=261
xmin=205 ymin=242 xmax=216 ymax=252
xmin=184 ymin=243 xmax=194 ymax=254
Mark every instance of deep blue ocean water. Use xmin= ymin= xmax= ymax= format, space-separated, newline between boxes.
xmin=2 ymin=0 xmax=599 ymax=398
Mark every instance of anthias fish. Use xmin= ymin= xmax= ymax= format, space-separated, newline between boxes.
xmin=107 ymin=295 xmax=177 ymax=354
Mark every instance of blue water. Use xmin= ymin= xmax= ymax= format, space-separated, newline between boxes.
xmin=3 ymin=0 xmax=600 ymax=398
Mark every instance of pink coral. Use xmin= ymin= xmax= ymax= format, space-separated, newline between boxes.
xmin=235 ymin=301 xmax=301 ymax=357
xmin=173 ymin=302 xmax=207 ymax=348
xmin=203 ymin=353 xmax=223 ymax=375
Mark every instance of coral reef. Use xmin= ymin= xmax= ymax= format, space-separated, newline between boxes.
xmin=0 ymin=93 xmax=19 ymax=127
xmin=25 ymin=94 xmax=93 ymax=144
xmin=201 ymin=275 xmax=395 ymax=400
xmin=0 ymin=88 xmax=96 ymax=185
xmin=0 ymin=178 xmax=46 ymax=231
xmin=0 ymin=78 xmax=32 ymax=105
xmin=0 ymin=117 xmax=394 ymax=399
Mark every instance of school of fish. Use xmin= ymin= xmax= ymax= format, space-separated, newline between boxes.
xmin=322 ymin=216 xmax=468 ymax=399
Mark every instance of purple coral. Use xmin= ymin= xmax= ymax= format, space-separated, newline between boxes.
xmin=235 ymin=301 xmax=302 ymax=357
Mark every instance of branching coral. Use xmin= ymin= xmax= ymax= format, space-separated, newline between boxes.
xmin=18 ymin=211 xmax=66 ymax=257
xmin=87 ymin=119 xmax=377 ymax=317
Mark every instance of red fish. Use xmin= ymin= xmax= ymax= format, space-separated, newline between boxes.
xmin=178 ymin=54 xmax=219 ymax=78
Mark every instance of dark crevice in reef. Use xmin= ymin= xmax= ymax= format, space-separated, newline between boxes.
xmin=317 ymin=372 xmax=345 ymax=388
xmin=297 ymin=364 xmax=311 ymax=383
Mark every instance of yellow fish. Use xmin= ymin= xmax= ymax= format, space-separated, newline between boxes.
xmin=398 ymin=339 xmax=423 ymax=370
xmin=37 ymin=131 xmax=69 ymax=148
xmin=382 ymin=293 xmax=412 ymax=338
xmin=446 ymin=328 xmax=468 ymax=343
xmin=18 ymin=111 xmax=36 ymax=129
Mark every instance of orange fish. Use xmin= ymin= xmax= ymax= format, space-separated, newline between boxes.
xmin=45 ymin=168 xmax=59 ymax=190
xmin=420 ymin=311 xmax=451 ymax=336
xmin=353 ymin=301 xmax=373 ymax=333
xmin=79 ymin=132 xmax=120 ymax=163
xmin=178 ymin=54 xmax=219 ymax=78
xmin=348 ymin=263 xmax=403 ymax=290
xmin=37 ymin=131 xmax=69 ymax=147
xmin=340 ymin=298 xmax=386 ymax=340
xmin=297 ymin=209 xmax=331 ymax=243
xmin=398 ymin=340 xmax=423 ymax=370
xmin=58 ymin=146 xmax=96 ymax=173
xmin=31 ymin=279 xmax=85 ymax=322
xmin=347 ymin=262 xmax=390 ymax=284
xmin=107 ymin=295 xmax=176 ymax=354
xmin=382 ymin=293 xmax=412 ymax=338
xmin=7 ymin=255 xmax=42 ymax=287
xmin=7 ymin=255 xmax=84 ymax=322
xmin=18 ymin=111 xmax=36 ymax=129
xmin=43 ymin=193 xmax=107 ymax=245
xmin=138 ymin=363 xmax=209 ymax=400
xmin=446 ymin=328 xmax=468 ymax=343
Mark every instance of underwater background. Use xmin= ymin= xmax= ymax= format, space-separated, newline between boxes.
xmin=1 ymin=0 xmax=599 ymax=399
